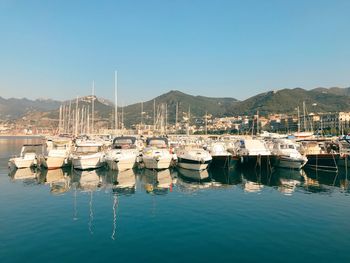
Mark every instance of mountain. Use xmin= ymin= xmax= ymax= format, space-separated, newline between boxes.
xmin=3 ymin=87 xmax=350 ymax=130
xmin=311 ymin=87 xmax=350 ymax=96
xmin=0 ymin=97 xmax=62 ymax=119
xmin=227 ymin=88 xmax=350 ymax=116
xmin=122 ymin=90 xmax=238 ymax=127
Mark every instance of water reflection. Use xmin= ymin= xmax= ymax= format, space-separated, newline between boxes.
xmin=43 ymin=168 xmax=71 ymax=195
xmin=142 ymin=169 xmax=173 ymax=195
xmin=6 ymin=165 xmax=350 ymax=196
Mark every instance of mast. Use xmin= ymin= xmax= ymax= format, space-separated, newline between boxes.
xmin=141 ymin=101 xmax=143 ymax=128
xmin=187 ymin=106 xmax=190 ymax=136
xmin=68 ymin=100 xmax=72 ymax=135
xmin=205 ymin=111 xmax=208 ymax=135
xmin=87 ymin=106 xmax=90 ymax=134
xmin=303 ymin=101 xmax=307 ymax=131
xmin=165 ymin=103 xmax=167 ymax=134
xmin=175 ymin=102 xmax=178 ymax=133
xmin=75 ymin=96 xmax=79 ymax=136
xmin=92 ymin=81 xmax=95 ymax=134
xmin=114 ymin=70 xmax=118 ymax=130
xmin=297 ymin=106 xmax=300 ymax=133
xmin=59 ymin=105 xmax=62 ymax=134
xmin=153 ymin=99 xmax=156 ymax=130
xmin=256 ymin=110 xmax=259 ymax=135
xmin=121 ymin=102 xmax=124 ymax=130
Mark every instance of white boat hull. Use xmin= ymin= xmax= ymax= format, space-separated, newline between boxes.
xmin=72 ymin=155 xmax=104 ymax=170
xmin=9 ymin=157 xmax=35 ymax=169
xmin=273 ymin=156 xmax=307 ymax=170
xmin=106 ymin=156 xmax=136 ymax=171
xmin=41 ymin=156 xmax=69 ymax=169
xmin=142 ymin=156 xmax=172 ymax=170
xmin=177 ymin=162 xmax=209 ymax=171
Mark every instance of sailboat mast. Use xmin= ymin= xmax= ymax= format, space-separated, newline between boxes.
xmin=121 ymin=102 xmax=124 ymax=129
xmin=297 ymin=106 xmax=300 ymax=133
xmin=92 ymin=81 xmax=95 ymax=134
xmin=153 ymin=99 xmax=156 ymax=130
xmin=303 ymin=101 xmax=307 ymax=131
xmin=165 ymin=103 xmax=168 ymax=134
xmin=256 ymin=111 xmax=259 ymax=135
xmin=59 ymin=105 xmax=62 ymax=134
xmin=175 ymin=102 xmax=178 ymax=133
xmin=205 ymin=111 xmax=207 ymax=135
xmin=141 ymin=101 xmax=143 ymax=128
xmin=68 ymin=100 xmax=72 ymax=135
xmin=114 ymin=70 xmax=118 ymax=130
xmin=75 ymin=96 xmax=79 ymax=136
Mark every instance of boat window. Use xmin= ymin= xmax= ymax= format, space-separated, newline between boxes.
xmin=148 ymin=140 xmax=167 ymax=148
xmin=288 ymin=145 xmax=295 ymax=149
xmin=76 ymin=146 xmax=100 ymax=153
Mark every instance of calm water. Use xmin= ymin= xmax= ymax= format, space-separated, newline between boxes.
xmin=1 ymin=137 xmax=350 ymax=263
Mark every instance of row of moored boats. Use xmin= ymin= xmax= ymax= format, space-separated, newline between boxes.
xmin=8 ymin=134 xmax=350 ymax=173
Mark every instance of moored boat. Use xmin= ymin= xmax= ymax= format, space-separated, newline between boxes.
xmin=141 ymin=137 xmax=174 ymax=170
xmin=175 ymin=145 xmax=212 ymax=171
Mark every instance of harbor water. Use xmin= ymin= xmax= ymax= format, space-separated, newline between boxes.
xmin=1 ymin=137 xmax=350 ymax=262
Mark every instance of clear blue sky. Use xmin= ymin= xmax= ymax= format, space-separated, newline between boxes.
xmin=1 ymin=0 xmax=350 ymax=105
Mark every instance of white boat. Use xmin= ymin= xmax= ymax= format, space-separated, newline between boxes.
xmin=141 ymin=137 xmax=174 ymax=170
xmin=71 ymin=140 xmax=105 ymax=170
xmin=208 ymin=142 xmax=232 ymax=168
xmin=41 ymin=139 xmax=72 ymax=169
xmin=234 ymin=138 xmax=272 ymax=167
xmin=175 ymin=146 xmax=212 ymax=171
xmin=270 ymin=139 xmax=308 ymax=170
xmin=8 ymin=144 xmax=44 ymax=169
xmin=105 ymin=136 xmax=139 ymax=171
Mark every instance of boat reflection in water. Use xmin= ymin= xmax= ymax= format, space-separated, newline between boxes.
xmin=7 ymin=165 xmax=349 ymax=196
xmin=274 ymin=168 xmax=302 ymax=196
xmin=142 ymin=169 xmax=173 ymax=195
xmin=9 ymin=167 xmax=38 ymax=180
xmin=75 ymin=169 xmax=103 ymax=192
xmin=43 ymin=168 xmax=71 ymax=195
xmin=112 ymin=169 xmax=136 ymax=195
xmin=176 ymin=167 xmax=212 ymax=192
xmin=8 ymin=167 xmax=43 ymax=186
xmin=300 ymin=168 xmax=349 ymax=194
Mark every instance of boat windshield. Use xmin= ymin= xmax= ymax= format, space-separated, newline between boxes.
xmin=148 ymin=139 xmax=167 ymax=148
xmin=76 ymin=146 xmax=100 ymax=153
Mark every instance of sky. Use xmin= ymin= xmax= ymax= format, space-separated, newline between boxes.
xmin=1 ymin=0 xmax=350 ymax=105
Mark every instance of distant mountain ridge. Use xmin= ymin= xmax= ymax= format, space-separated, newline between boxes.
xmin=2 ymin=87 xmax=350 ymax=128
xmin=0 ymin=96 xmax=62 ymax=119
